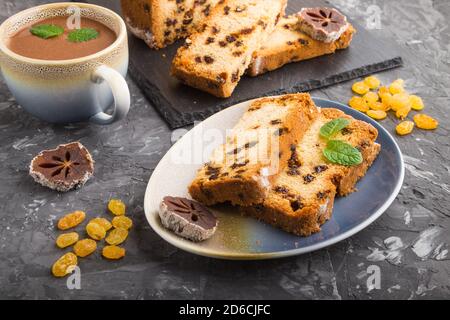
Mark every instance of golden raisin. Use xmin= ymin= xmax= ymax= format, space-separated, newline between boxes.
xmin=367 ymin=110 xmax=387 ymax=120
xmin=363 ymin=91 xmax=379 ymax=104
xmin=51 ymin=252 xmax=77 ymax=277
xmin=409 ymin=95 xmax=425 ymax=111
xmin=364 ymin=76 xmax=380 ymax=89
xmin=90 ymin=217 xmax=112 ymax=232
xmin=352 ymin=81 xmax=370 ymax=95
xmin=390 ymin=93 xmax=410 ymax=111
xmin=396 ymin=121 xmax=414 ymax=136
xmin=413 ymin=114 xmax=439 ymax=130
xmin=369 ymin=101 xmax=389 ymax=111
xmin=378 ymin=86 xmax=389 ymax=98
xmin=86 ymin=222 xmax=106 ymax=240
xmin=74 ymin=239 xmax=97 ymax=257
xmin=396 ymin=105 xmax=411 ymax=120
xmin=57 ymin=211 xmax=86 ymax=230
xmin=102 ymin=245 xmax=126 ymax=260
xmin=389 ymin=80 xmax=404 ymax=95
xmin=348 ymin=96 xmax=369 ymax=112
xmin=380 ymin=92 xmax=393 ymax=107
xmin=392 ymin=78 xmax=405 ymax=86
xmin=56 ymin=232 xmax=79 ymax=249
xmin=105 ymin=228 xmax=128 ymax=245
xmin=108 ymin=199 xmax=126 ymax=216
xmin=112 ymin=216 xmax=133 ymax=230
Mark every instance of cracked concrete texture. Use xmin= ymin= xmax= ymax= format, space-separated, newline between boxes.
xmin=0 ymin=0 xmax=449 ymax=299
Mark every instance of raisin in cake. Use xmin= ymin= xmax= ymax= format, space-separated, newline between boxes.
xmin=242 ymin=108 xmax=380 ymax=236
xmin=121 ymin=0 xmax=220 ymax=49
xmin=189 ymin=94 xmax=318 ymax=206
xmin=171 ymin=0 xmax=287 ymax=97
xmin=248 ymin=15 xmax=355 ymax=76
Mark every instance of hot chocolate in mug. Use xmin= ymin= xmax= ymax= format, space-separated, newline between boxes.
xmin=0 ymin=2 xmax=130 ymax=125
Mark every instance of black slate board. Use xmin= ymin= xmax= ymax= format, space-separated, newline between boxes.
xmin=81 ymin=0 xmax=403 ymax=129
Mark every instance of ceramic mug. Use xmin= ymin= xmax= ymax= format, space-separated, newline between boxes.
xmin=0 ymin=2 xmax=130 ymax=125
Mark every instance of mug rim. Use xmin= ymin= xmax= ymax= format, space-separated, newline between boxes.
xmin=0 ymin=2 xmax=127 ymax=65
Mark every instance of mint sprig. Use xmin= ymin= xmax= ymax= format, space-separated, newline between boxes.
xmin=68 ymin=28 xmax=99 ymax=43
xmin=323 ymin=140 xmax=363 ymax=166
xmin=30 ymin=24 xmax=64 ymax=39
xmin=320 ymin=118 xmax=350 ymax=139
xmin=319 ymin=118 xmax=362 ymax=166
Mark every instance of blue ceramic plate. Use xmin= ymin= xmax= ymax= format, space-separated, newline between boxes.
xmin=144 ymin=97 xmax=404 ymax=260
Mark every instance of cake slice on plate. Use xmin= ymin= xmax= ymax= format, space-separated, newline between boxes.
xmin=171 ymin=0 xmax=287 ymax=97
xmin=189 ymin=93 xmax=318 ymax=206
xmin=242 ymin=108 xmax=380 ymax=236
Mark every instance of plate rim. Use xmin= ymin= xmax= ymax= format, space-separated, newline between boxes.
xmin=144 ymin=95 xmax=405 ymax=260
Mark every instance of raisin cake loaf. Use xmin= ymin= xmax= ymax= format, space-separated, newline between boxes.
xmin=242 ymin=108 xmax=380 ymax=236
xmin=189 ymin=94 xmax=318 ymax=206
xmin=171 ymin=0 xmax=287 ymax=98
xmin=248 ymin=16 xmax=355 ymax=76
xmin=120 ymin=0 xmax=220 ymax=49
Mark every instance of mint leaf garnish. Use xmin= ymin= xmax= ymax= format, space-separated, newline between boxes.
xmin=320 ymin=118 xmax=350 ymax=139
xmin=30 ymin=24 xmax=64 ymax=39
xmin=323 ymin=140 xmax=363 ymax=166
xmin=68 ymin=28 xmax=99 ymax=43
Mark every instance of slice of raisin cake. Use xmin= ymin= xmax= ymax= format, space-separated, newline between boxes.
xmin=242 ymin=108 xmax=380 ymax=236
xmin=248 ymin=15 xmax=355 ymax=76
xmin=171 ymin=0 xmax=287 ymax=97
xmin=189 ymin=94 xmax=318 ymax=206
xmin=121 ymin=0 xmax=220 ymax=49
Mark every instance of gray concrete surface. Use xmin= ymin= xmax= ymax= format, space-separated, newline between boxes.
xmin=0 ymin=0 xmax=449 ymax=299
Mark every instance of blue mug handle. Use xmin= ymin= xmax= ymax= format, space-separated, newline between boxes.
xmin=89 ymin=65 xmax=130 ymax=125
